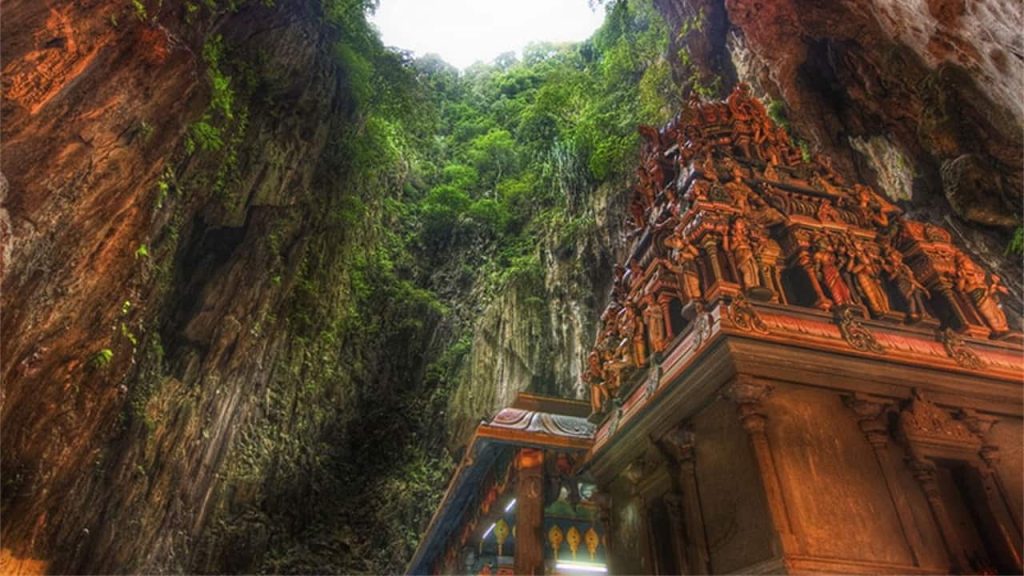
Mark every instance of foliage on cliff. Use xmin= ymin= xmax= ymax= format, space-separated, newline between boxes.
xmin=408 ymin=0 xmax=674 ymax=283
xmin=240 ymin=0 xmax=680 ymax=572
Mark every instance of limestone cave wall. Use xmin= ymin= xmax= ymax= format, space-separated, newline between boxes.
xmin=2 ymin=1 xmax=440 ymax=573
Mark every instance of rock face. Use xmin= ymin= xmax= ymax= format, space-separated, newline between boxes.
xmin=446 ymin=181 xmax=632 ymax=443
xmin=2 ymin=1 xmax=406 ymax=573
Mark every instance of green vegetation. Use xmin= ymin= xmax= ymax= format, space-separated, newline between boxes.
xmin=403 ymin=0 xmax=675 ymax=296
xmin=1008 ymin=226 xmax=1023 ymax=256
xmin=131 ymin=0 xmax=147 ymax=21
xmin=89 ymin=348 xmax=114 ymax=369
xmin=188 ymin=0 xmax=681 ymax=573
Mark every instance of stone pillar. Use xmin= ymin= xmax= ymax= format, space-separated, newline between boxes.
xmin=726 ymin=376 xmax=799 ymax=555
xmin=844 ymin=394 xmax=925 ymax=566
xmin=960 ymin=412 xmax=1024 ymax=569
xmin=659 ymin=426 xmax=710 ymax=574
xmin=658 ymin=293 xmax=676 ymax=342
xmin=623 ymin=458 xmax=655 ymax=574
xmin=908 ymin=458 xmax=968 ymax=572
xmin=961 ymin=410 xmax=1023 ymax=536
xmin=702 ymin=235 xmax=726 ymax=288
xmin=663 ymin=493 xmax=692 ymax=574
xmin=594 ymin=490 xmax=613 ymax=560
xmin=515 ymin=448 xmax=545 ymax=575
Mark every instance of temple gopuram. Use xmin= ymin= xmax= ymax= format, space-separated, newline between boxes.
xmin=409 ymin=86 xmax=1024 ymax=576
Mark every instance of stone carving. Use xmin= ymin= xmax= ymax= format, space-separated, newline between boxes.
xmin=846 ymin=240 xmax=890 ymax=318
xmin=666 ymin=239 xmax=703 ymax=303
xmin=642 ymin=292 xmax=668 ymax=353
xmin=899 ymin=389 xmax=980 ymax=448
xmin=837 ymin=307 xmax=886 ymax=354
xmin=489 ymin=408 xmax=596 ymax=439
xmin=584 ymin=350 xmax=609 ymax=414
xmin=813 ymin=235 xmax=854 ymax=308
xmin=619 ymin=304 xmax=647 ymax=367
xmin=584 ymin=85 xmax=1016 ymax=416
xmin=941 ymin=328 xmax=985 ymax=370
xmin=726 ymin=217 xmax=762 ymax=295
xmin=882 ymin=246 xmax=930 ymax=323
xmin=727 ymin=294 xmax=770 ymax=334
xmin=954 ymin=253 xmax=1010 ymax=335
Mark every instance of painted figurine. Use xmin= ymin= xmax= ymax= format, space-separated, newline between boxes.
xmin=883 ymin=247 xmax=930 ymax=322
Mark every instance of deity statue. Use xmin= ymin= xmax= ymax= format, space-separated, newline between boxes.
xmin=665 ymin=235 xmax=703 ymax=302
xmin=851 ymin=183 xmax=899 ymax=228
xmin=636 ymin=166 xmax=657 ymax=207
xmin=728 ymin=84 xmax=756 ymax=158
xmin=722 ymin=158 xmax=750 ymax=202
xmin=679 ymin=123 xmax=704 ymax=166
xmin=773 ymin=124 xmax=802 ymax=165
xmin=601 ymin=348 xmax=628 ymax=401
xmin=597 ymin=300 xmax=623 ymax=352
xmin=584 ymin=350 xmax=608 ymax=414
xmin=813 ymin=236 xmax=854 ymax=307
xmin=639 ymin=125 xmax=667 ymax=194
xmin=619 ymin=304 xmax=647 ymax=367
xmin=627 ymin=258 xmax=646 ymax=296
xmin=955 ymin=254 xmax=1011 ymax=334
xmin=846 ymin=241 xmax=890 ymax=317
xmin=723 ymin=159 xmax=785 ymax=226
xmin=661 ymin=186 xmax=681 ymax=221
xmin=628 ymin=193 xmax=647 ymax=231
xmin=817 ymin=199 xmax=843 ymax=223
xmin=611 ymin=265 xmax=628 ymax=302
xmin=701 ymin=101 xmax=722 ymax=125
xmin=882 ymin=247 xmax=930 ymax=322
xmin=641 ymin=292 xmax=668 ymax=353
xmin=811 ymin=172 xmax=845 ymax=198
xmin=814 ymin=153 xmax=843 ymax=184
xmin=725 ymin=217 xmax=761 ymax=293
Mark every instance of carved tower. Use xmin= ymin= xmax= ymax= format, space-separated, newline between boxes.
xmin=583 ymin=84 xmax=1023 ymax=575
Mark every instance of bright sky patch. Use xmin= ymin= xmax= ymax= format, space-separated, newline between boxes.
xmin=370 ymin=0 xmax=605 ymax=69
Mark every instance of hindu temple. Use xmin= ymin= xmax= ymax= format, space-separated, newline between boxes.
xmin=408 ymin=86 xmax=1024 ymax=575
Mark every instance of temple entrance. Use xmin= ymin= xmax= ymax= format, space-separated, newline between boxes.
xmin=935 ymin=462 xmax=1021 ymax=575
xmin=646 ymin=495 xmax=681 ymax=575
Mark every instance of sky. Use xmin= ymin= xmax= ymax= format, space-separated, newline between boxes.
xmin=370 ymin=0 xmax=606 ymax=69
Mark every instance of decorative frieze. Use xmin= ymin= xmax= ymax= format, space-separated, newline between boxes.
xmin=584 ymin=84 xmax=1016 ymax=418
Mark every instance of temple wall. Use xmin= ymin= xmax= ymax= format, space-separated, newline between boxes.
xmin=691 ymin=398 xmax=776 ymax=573
xmin=989 ymin=418 xmax=1024 ymax=521
xmin=764 ymin=386 xmax=912 ymax=564
xmin=762 ymin=384 xmax=949 ymax=570
xmin=872 ymin=421 xmax=952 ymax=568
xmin=596 ymin=378 xmax=1022 ymax=574
xmin=608 ymin=476 xmax=648 ymax=575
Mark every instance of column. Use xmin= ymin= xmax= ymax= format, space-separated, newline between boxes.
xmin=660 ymin=426 xmax=709 ymax=574
xmin=726 ymin=376 xmax=800 ymax=555
xmin=961 ymin=412 xmax=1024 ymax=569
xmin=515 ymin=448 xmax=545 ymax=575
xmin=908 ymin=458 xmax=968 ymax=572
xmin=844 ymin=394 xmax=925 ymax=566
xmin=663 ymin=493 xmax=692 ymax=574
xmin=623 ymin=458 xmax=656 ymax=574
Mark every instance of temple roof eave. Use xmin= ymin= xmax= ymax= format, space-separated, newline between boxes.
xmin=406 ymin=402 xmax=594 ymax=575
